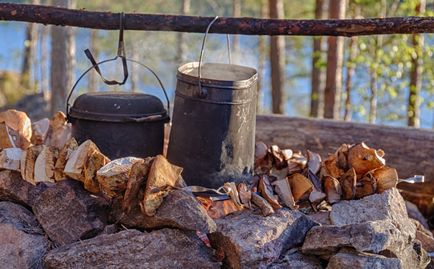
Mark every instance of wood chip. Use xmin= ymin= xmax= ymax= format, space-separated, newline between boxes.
xmin=64 ymin=140 xmax=99 ymax=181
xmin=83 ymin=149 xmax=110 ymax=194
xmin=34 ymin=145 xmax=56 ymax=183
xmin=339 ymin=168 xmax=357 ymax=200
xmin=197 ymin=197 xmax=243 ymax=219
xmin=251 ymin=192 xmax=274 ymax=216
xmin=0 ymin=148 xmax=23 ymax=171
xmin=54 ymin=138 xmax=78 ymax=181
xmin=224 ymin=182 xmax=243 ymax=207
xmin=348 ymin=142 xmax=385 ymax=176
xmin=287 ymin=173 xmax=313 ymax=202
xmin=272 ymin=178 xmax=298 ymax=209
xmin=258 ymin=175 xmax=282 ymax=209
xmin=20 ymin=145 xmax=43 ymax=184
xmin=140 ymin=155 xmax=183 ymax=216
xmin=46 ymin=111 xmax=72 ymax=149
xmin=237 ymin=182 xmax=252 ymax=208
xmin=324 ymin=176 xmax=342 ymax=204
xmin=371 ymin=166 xmax=398 ymax=193
xmin=307 ymin=150 xmax=321 ymax=175
xmin=31 ymin=118 xmax=50 ymax=145
xmin=322 ymin=154 xmax=345 ymax=178
xmin=355 ymin=175 xmax=377 ymax=199
xmin=0 ymin=109 xmax=32 ymax=149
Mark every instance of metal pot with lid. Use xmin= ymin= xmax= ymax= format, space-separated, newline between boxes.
xmin=66 ymin=14 xmax=169 ymax=159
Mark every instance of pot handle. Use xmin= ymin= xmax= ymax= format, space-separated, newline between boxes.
xmin=66 ymin=58 xmax=170 ymax=121
xmin=197 ymin=16 xmax=232 ymax=97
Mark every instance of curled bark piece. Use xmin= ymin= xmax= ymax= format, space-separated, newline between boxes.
xmin=371 ymin=166 xmax=398 ymax=193
xmin=258 ymin=175 xmax=282 ymax=209
xmin=287 ymin=173 xmax=313 ymax=202
xmin=251 ymin=192 xmax=274 ymax=216
xmin=237 ymin=183 xmax=252 ymax=208
xmin=0 ymin=109 xmax=32 ymax=149
xmin=324 ymin=176 xmax=341 ymax=204
xmin=140 ymin=155 xmax=183 ymax=216
xmin=322 ymin=154 xmax=345 ymax=179
xmin=0 ymin=148 xmax=23 ymax=171
xmin=97 ymin=157 xmax=143 ymax=198
xmin=122 ymin=157 xmax=154 ymax=213
xmin=21 ymin=145 xmax=43 ymax=184
xmin=307 ymin=150 xmax=321 ymax=175
xmin=34 ymin=145 xmax=56 ymax=183
xmin=339 ymin=168 xmax=357 ymax=200
xmin=348 ymin=142 xmax=385 ymax=176
xmin=224 ymin=182 xmax=243 ymax=207
xmin=54 ymin=138 xmax=78 ymax=181
xmin=355 ymin=175 xmax=377 ymax=199
xmin=272 ymin=178 xmax=298 ymax=209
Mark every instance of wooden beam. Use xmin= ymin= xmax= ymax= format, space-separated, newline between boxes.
xmin=256 ymin=115 xmax=434 ymax=180
xmin=0 ymin=3 xmax=433 ymax=36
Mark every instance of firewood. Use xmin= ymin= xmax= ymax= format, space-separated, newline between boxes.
xmin=237 ymin=182 xmax=252 ymax=208
xmin=46 ymin=111 xmax=72 ymax=149
xmin=197 ymin=196 xmax=243 ymax=219
xmin=0 ymin=148 xmax=23 ymax=171
xmin=371 ymin=166 xmax=398 ymax=193
xmin=309 ymin=190 xmax=327 ymax=204
xmin=54 ymin=138 xmax=78 ymax=181
xmin=307 ymin=150 xmax=321 ymax=175
xmin=255 ymin=141 xmax=268 ymax=163
xmin=31 ymin=118 xmax=50 ymax=145
xmin=272 ymin=178 xmax=298 ymax=209
xmin=322 ymin=154 xmax=345 ymax=179
xmin=64 ymin=140 xmax=100 ymax=181
xmin=339 ymin=168 xmax=357 ymax=200
xmin=20 ymin=145 xmax=43 ymax=184
xmin=347 ymin=142 xmax=385 ymax=176
xmin=355 ymin=175 xmax=377 ymax=199
xmin=34 ymin=145 xmax=56 ymax=183
xmin=324 ymin=176 xmax=342 ymax=204
xmin=96 ymin=157 xmax=143 ymax=198
xmin=224 ymin=182 xmax=243 ymax=208
xmin=140 ymin=155 xmax=183 ymax=216
xmin=287 ymin=173 xmax=313 ymax=202
xmin=251 ymin=192 xmax=274 ymax=216
xmin=0 ymin=109 xmax=32 ymax=149
xmin=258 ymin=175 xmax=282 ymax=209
xmin=83 ymin=149 xmax=110 ymax=194
xmin=122 ymin=157 xmax=154 ymax=213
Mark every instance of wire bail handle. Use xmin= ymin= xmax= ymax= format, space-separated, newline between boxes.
xmin=84 ymin=12 xmax=129 ymax=86
xmin=198 ymin=16 xmax=232 ymax=98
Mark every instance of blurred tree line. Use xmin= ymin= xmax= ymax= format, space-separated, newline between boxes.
xmin=1 ymin=0 xmax=433 ymax=128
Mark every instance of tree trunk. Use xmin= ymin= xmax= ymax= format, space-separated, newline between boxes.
xmin=130 ymin=45 xmax=139 ymax=93
xmin=269 ymin=0 xmax=286 ymax=114
xmin=408 ymin=0 xmax=426 ymax=127
xmin=39 ymin=24 xmax=49 ymax=99
xmin=257 ymin=0 xmax=268 ymax=113
xmin=176 ymin=0 xmax=190 ymax=65
xmin=50 ymin=0 xmax=76 ymax=115
xmin=232 ymin=0 xmax=241 ymax=53
xmin=310 ymin=0 xmax=325 ymax=118
xmin=343 ymin=36 xmax=357 ymax=121
xmin=88 ymin=29 xmax=98 ymax=93
xmin=324 ymin=0 xmax=346 ymax=119
xmin=21 ymin=0 xmax=40 ymax=90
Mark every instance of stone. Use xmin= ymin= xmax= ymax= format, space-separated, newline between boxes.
xmin=326 ymin=249 xmax=402 ymax=269
xmin=112 ymin=189 xmax=216 ymax=234
xmin=302 ymin=220 xmax=411 ymax=256
xmin=0 ymin=170 xmax=35 ymax=207
xmin=31 ymin=179 xmax=109 ymax=246
xmin=396 ymin=240 xmax=430 ymax=269
xmin=406 ymin=201 xmax=430 ymax=230
xmin=307 ymin=211 xmax=331 ymax=225
xmin=330 ymin=188 xmax=416 ymax=241
xmin=209 ymin=208 xmax=318 ymax=269
xmin=44 ymin=228 xmax=221 ymax=269
xmin=0 ymin=201 xmax=50 ymax=269
xmin=269 ymin=251 xmax=324 ymax=269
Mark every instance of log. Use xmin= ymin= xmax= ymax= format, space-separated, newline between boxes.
xmin=255 ymin=115 xmax=434 ymax=180
xmin=0 ymin=3 xmax=433 ymax=36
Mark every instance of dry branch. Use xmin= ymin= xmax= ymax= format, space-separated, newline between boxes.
xmin=0 ymin=3 xmax=433 ymax=36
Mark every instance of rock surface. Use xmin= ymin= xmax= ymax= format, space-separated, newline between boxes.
xmin=31 ymin=180 xmax=109 ymax=246
xmin=112 ymin=189 xmax=216 ymax=233
xmin=326 ymin=249 xmax=402 ymax=269
xmin=209 ymin=209 xmax=318 ymax=269
xmin=330 ymin=188 xmax=416 ymax=241
xmin=44 ymin=228 xmax=221 ymax=269
xmin=302 ymin=220 xmax=410 ymax=256
xmin=0 ymin=201 xmax=50 ymax=269
xmin=269 ymin=251 xmax=323 ymax=269
xmin=0 ymin=170 xmax=35 ymax=207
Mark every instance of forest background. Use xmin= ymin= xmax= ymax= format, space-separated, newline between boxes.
xmin=0 ymin=0 xmax=433 ymax=128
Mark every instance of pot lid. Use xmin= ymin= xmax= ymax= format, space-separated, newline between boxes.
xmin=69 ymin=92 xmax=167 ymax=122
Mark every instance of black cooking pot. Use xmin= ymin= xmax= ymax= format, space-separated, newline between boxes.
xmin=66 ymin=58 xmax=170 ymax=159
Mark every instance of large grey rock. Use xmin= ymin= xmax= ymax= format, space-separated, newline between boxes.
xmin=326 ymin=249 xmax=402 ymax=269
xmin=112 ymin=189 xmax=216 ymax=233
xmin=31 ymin=180 xmax=109 ymax=246
xmin=209 ymin=209 xmax=318 ymax=269
xmin=302 ymin=220 xmax=411 ymax=256
xmin=44 ymin=228 xmax=221 ymax=269
xmin=330 ymin=188 xmax=416 ymax=241
xmin=0 ymin=170 xmax=35 ymax=207
xmin=269 ymin=251 xmax=324 ymax=269
xmin=0 ymin=201 xmax=50 ymax=269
